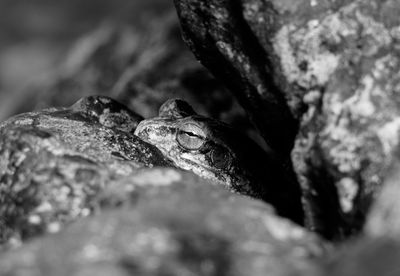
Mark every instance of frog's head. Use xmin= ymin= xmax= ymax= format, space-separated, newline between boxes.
xmin=134 ymin=99 xmax=270 ymax=195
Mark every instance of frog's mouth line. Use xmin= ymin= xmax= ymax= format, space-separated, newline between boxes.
xmin=165 ymin=150 xmax=229 ymax=183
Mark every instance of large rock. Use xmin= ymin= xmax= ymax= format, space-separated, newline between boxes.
xmin=0 ymin=168 xmax=325 ymax=276
xmin=0 ymin=96 xmax=172 ymax=247
xmin=321 ymin=237 xmax=400 ymax=276
xmin=174 ymin=0 xmax=400 ymax=239
xmin=174 ymin=0 xmax=298 ymax=158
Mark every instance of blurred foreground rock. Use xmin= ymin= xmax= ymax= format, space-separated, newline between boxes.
xmin=0 ymin=96 xmax=172 ymax=247
xmin=321 ymin=237 xmax=400 ymax=276
xmin=0 ymin=168 xmax=325 ymax=276
xmin=174 ymin=0 xmax=400 ymax=239
xmin=364 ymin=154 xmax=400 ymax=237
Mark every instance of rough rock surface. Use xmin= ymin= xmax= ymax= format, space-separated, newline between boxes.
xmin=251 ymin=0 xmax=400 ymax=239
xmin=0 ymin=168 xmax=325 ymax=276
xmin=174 ymin=0 xmax=400 ymax=239
xmin=174 ymin=0 xmax=298 ymax=158
xmin=0 ymin=96 xmax=172 ymax=247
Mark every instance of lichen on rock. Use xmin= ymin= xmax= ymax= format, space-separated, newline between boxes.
xmin=175 ymin=0 xmax=400 ymax=239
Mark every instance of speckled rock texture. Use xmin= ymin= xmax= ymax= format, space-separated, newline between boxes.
xmin=0 ymin=168 xmax=326 ymax=276
xmin=174 ymin=0 xmax=298 ymax=158
xmin=0 ymin=96 xmax=172 ymax=247
xmin=174 ymin=0 xmax=400 ymax=239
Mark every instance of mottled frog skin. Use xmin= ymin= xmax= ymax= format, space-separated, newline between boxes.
xmin=135 ymin=99 xmax=304 ymax=223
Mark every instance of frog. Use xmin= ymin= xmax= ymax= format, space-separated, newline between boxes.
xmin=134 ymin=99 xmax=304 ymax=224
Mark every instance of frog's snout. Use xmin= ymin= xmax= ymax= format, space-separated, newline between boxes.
xmin=134 ymin=119 xmax=174 ymax=146
xmin=134 ymin=120 xmax=152 ymax=142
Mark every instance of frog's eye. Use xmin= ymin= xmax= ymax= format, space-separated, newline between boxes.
xmin=210 ymin=146 xmax=232 ymax=169
xmin=176 ymin=123 xmax=206 ymax=150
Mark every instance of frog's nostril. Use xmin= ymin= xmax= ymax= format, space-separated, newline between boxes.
xmin=134 ymin=122 xmax=150 ymax=140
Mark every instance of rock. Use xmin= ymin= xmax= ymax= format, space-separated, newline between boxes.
xmin=0 ymin=96 xmax=172 ymax=247
xmin=364 ymin=154 xmax=400 ymax=237
xmin=322 ymin=237 xmax=400 ymax=276
xmin=259 ymin=0 xmax=400 ymax=239
xmin=174 ymin=0 xmax=400 ymax=239
xmin=173 ymin=0 xmax=298 ymax=158
xmin=0 ymin=168 xmax=326 ymax=276
xmin=70 ymin=95 xmax=143 ymax=133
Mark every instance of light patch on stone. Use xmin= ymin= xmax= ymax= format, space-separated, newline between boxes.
xmin=81 ymin=208 xmax=91 ymax=217
xmin=310 ymin=0 xmax=318 ymax=7
xmin=328 ymin=139 xmax=361 ymax=173
xmin=322 ymin=108 xmax=362 ymax=173
xmin=216 ymin=41 xmax=235 ymax=60
xmin=273 ymin=19 xmax=340 ymax=90
xmin=81 ymin=244 xmax=102 ymax=260
xmin=28 ymin=215 xmax=41 ymax=225
xmin=377 ymin=118 xmax=400 ymax=155
xmin=328 ymin=93 xmax=345 ymax=116
xmin=132 ymin=169 xmax=182 ymax=187
xmin=98 ymin=109 xmax=112 ymax=124
xmin=343 ymin=76 xmax=376 ymax=117
xmin=99 ymin=97 xmax=111 ymax=104
xmin=303 ymin=90 xmax=321 ymax=105
xmin=14 ymin=118 xmax=33 ymax=126
xmin=305 ymin=54 xmax=339 ymax=86
xmin=47 ymin=222 xmax=61 ymax=233
xmin=336 ymin=177 xmax=359 ymax=213
xmin=309 ymin=19 xmax=319 ymax=29
xmin=35 ymin=201 xmax=53 ymax=213
xmin=273 ymin=24 xmax=300 ymax=84
xmin=263 ymin=215 xmax=305 ymax=241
